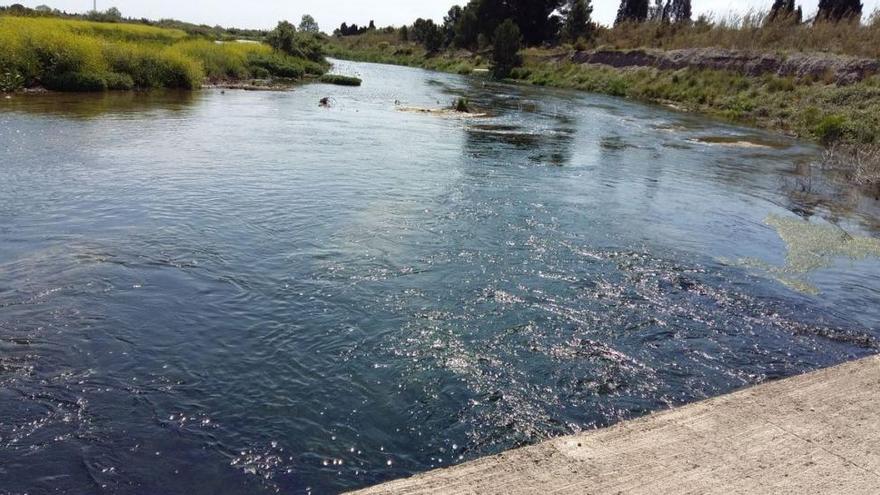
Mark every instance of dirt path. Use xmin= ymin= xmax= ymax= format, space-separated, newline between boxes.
xmin=351 ymin=355 xmax=880 ymax=494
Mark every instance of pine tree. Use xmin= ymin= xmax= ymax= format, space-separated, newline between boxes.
xmin=616 ymin=0 xmax=649 ymax=24
xmin=768 ymin=0 xmax=801 ymax=24
xmin=562 ymin=0 xmax=593 ymax=41
xmin=668 ymin=0 xmax=691 ymax=23
xmin=816 ymin=0 xmax=863 ymax=22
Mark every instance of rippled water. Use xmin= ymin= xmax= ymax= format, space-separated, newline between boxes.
xmin=2 ymin=60 xmax=880 ymax=494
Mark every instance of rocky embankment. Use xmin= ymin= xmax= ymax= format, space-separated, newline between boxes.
xmin=570 ymin=48 xmax=880 ymax=85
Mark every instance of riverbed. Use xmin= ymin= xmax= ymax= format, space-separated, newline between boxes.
xmin=1 ymin=60 xmax=879 ymax=494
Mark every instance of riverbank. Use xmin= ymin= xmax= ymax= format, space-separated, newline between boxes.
xmin=0 ymin=15 xmax=328 ymax=92
xmin=326 ymin=35 xmax=880 ymax=188
xmin=351 ymin=354 xmax=880 ymax=494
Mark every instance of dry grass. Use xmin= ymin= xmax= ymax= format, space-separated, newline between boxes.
xmin=594 ymin=9 xmax=880 ymax=58
xmin=823 ymin=144 xmax=880 ymax=185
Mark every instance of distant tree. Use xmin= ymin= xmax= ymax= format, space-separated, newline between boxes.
xmin=767 ymin=0 xmax=802 ymax=23
xmin=411 ymin=18 xmax=433 ymax=42
xmin=616 ymin=0 xmax=649 ymax=24
xmin=668 ymin=0 xmax=691 ymax=23
xmin=816 ymin=0 xmax=862 ymax=22
xmin=337 ymin=22 xmax=349 ymax=36
xmin=453 ymin=5 xmax=480 ymax=48
xmin=267 ymin=20 xmax=297 ymax=54
xmin=368 ymin=20 xmax=376 ymax=30
xmin=470 ymin=0 xmax=563 ymax=46
xmin=34 ymin=4 xmax=52 ymax=12
xmin=411 ymin=18 xmax=444 ymax=52
xmin=399 ymin=25 xmax=410 ymax=42
xmin=299 ymin=14 xmax=319 ymax=33
xmin=648 ymin=0 xmax=670 ymax=22
xmin=105 ymin=7 xmax=122 ymax=20
xmin=443 ymin=5 xmax=463 ymax=47
xmin=491 ymin=19 xmax=522 ymax=79
xmin=561 ymin=0 xmax=593 ymax=41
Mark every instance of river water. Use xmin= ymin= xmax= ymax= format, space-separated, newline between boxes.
xmin=2 ymin=60 xmax=880 ymax=494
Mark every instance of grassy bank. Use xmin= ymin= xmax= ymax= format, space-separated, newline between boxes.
xmin=326 ymin=30 xmax=880 ymax=186
xmin=0 ymin=16 xmax=327 ymax=92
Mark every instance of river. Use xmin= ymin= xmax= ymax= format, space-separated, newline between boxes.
xmin=1 ymin=60 xmax=879 ymax=494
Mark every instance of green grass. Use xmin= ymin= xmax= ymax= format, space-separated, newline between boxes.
xmin=318 ymin=74 xmax=362 ymax=86
xmin=325 ymin=34 xmax=880 ymax=170
xmin=0 ymin=16 xmax=327 ymax=91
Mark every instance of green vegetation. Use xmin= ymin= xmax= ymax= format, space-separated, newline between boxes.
xmin=318 ymin=74 xmax=362 ymax=86
xmin=453 ymin=97 xmax=471 ymax=112
xmin=0 ymin=4 xmax=268 ymax=40
xmin=326 ymin=0 xmax=880 ymax=185
xmin=492 ymin=20 xmax=522 ymax=79
xmin=0 ymin=13 xmax=327 ymax=92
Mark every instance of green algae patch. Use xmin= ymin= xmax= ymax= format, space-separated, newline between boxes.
xmin=738 ymin=215 xmax=880 ymax=294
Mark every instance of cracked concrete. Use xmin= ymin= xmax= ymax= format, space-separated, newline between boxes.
xmin=351 ymin=355 xmax=880 ymax=494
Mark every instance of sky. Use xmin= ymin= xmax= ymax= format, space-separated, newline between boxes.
xmin=14 ymin=0 xmax=880 ymax=31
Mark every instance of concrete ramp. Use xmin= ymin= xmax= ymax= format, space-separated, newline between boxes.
xmin=352 ymin=355 xmax=880 ymax=494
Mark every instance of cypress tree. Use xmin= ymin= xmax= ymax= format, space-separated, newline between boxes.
xmin=816 ymin=0 xmax=863 ymax=22
xmin=616 ymin=0 xmax=649 ymax=24
xmin=562 ymin=0 xmax=594 ymax=41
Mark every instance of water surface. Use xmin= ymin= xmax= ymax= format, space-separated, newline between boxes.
xmin=2 ymin=60 xmax=880 ymax=494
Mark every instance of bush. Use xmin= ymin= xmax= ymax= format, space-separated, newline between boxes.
xmin=104 ymin=72 xmax=134 ymax=90
xmin=247 ymin=53 xmax=305 ymax=78
xmin=814 ymin=115 xmax=849 ymax=144
xmin=318 ymin=74 xmax=362 ymax=86
xmin=0 ymin=70 xmax=25 ymax=92
xmin=104 ymin=44 xmax=203 ymax=88
xmin=0 ymin=16 xmax=327 ymax=91
xmin=43 ymin=71 xmax=107 ymax=91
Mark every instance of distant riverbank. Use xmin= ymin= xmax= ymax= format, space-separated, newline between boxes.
xmin=326 ymin=32 xmax=880 ymax=190
xmin=0 ymin=15 xmax=328 ymax=92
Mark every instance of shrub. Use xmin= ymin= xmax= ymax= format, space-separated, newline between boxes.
xmin=814 ymin=115 xmax=849 ymax=144
xmin=43 ymin=71 xmax=107 ymax=91
xmin=318 ymin=74 xmax=362 ymax=86
xmin=0 ymin=16 xmax=326 ymax=91
xmin=0 ymin=70 xmax=25 ymax=92
xmin=247 ymin=52 xmax=305 ymax=78
xmin=104 ymin=72 xmax=134 ymax=90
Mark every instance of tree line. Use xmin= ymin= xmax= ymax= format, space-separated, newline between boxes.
xmin=358 ymin=0 xmax=867 ymax=53
xmin=353 ymin=0 xmax=866 ymax=78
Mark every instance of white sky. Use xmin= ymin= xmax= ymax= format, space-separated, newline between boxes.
xmin=14 ymin=0 xmax=880 ymax=31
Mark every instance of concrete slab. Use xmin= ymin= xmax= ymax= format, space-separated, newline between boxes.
xmin=351 ymin=355 xmax=880 ymax=494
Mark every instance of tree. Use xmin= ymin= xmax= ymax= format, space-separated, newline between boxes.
xmin=105 ymin=7 xmax=122 ymax=20
xmin=616 ymin=0 xmax=649 ymax=24
xmin=668 ymin=0 xmax=691 ymax=23
xmin=399 ymin=25 xmax=410 ymax=42
xmin=816 ymin=0 xmax=862 ymax=22
xmin=767 ymin=0 xmax=802 ymax=23
xmin=491 ymin=19 xmax=522 ymax=79
xmin=267 ymin=20 xmax=297 ymax=54
xmin=561 ymin=0 xmax=593 ymax=41
xmin=443 ymin=5 xmax=463 ymax=47
xmin=299 ymin=14 xmax=319 ymax=33
xmin=453 ymin=6 xmax=480 ymax=48
xmin=368 ymin=20 xmax=376 ymax=30
xmin=412 ymin=18 xmax=444 ymax=53
xmin=471 ymin=0 xmax=563 ymax=46
xmin=649 ymin=0 xmax=670 ymax=22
